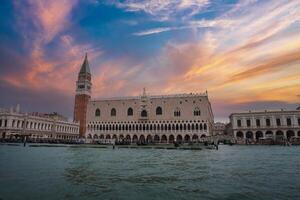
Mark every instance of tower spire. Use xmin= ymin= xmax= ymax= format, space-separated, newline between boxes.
xmin=79 ymin=53 xmax=90 ymax=74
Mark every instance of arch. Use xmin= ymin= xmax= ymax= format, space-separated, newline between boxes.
xmin=255 ymin=131 xmax=263 ymax=140
xmin=192 ymin=134 xmax=198 ymax=141
xmin=246 ymin=131 xmax=253 ymax=139
xmin=169 ymin=135 xmax=175 ymax=143
xmin=154 ymin=135 xmax=160 ymax=143
xmin=156 ymin=106 xmax=162 ymax=115
xmin=87 ymin=134 xmax=92 ymax=139
xmin=105 ymin=135 xmax=111 ymax=139
xmin=161 ymin=135 xmax=167 ymax=143
xmin=236 ymin=131 xmax=243 ymax=138
xmin=141 ymin=110 xmax=148 ymax=117
xmin=111 ymin=108 xmax=116 ymax=116
xmin=95 ymin=108 xmax=100 ymax=117
xmin=275 ymin=130 xmax=284 ymax=138
xmin=139 ymin=135 xmax=145 ymax=143
xmin=112 ymin=134 xmax=117 ymax=140
xmin=100 ymin=134 xmax=104 ymax=139
xmin=176 ymin=135 xmax=183 ymax=143
xmin=200 ymin=134 xmax=206 ymax=138
xmin=125 ymin=134 xmax=131 ymax=142
xmin=194 ymin=107 xmax=201 ymax=116
xmin=127 ymin=107 xmax=133 ymax=116
xmin=119 ymin=134 xmax=124 ymax=140
xmin=146 ymin=135 xmax=152 ymax=143
xmin=93 ymin=134 xmax=98 ymax=139
xmin=265 ymin=131 xmax=273 ymax=137
xmin=184 ymin=135 xmax=191 ymax=143
xmin=132 ymin=135 xmax=138 ymax=143
xmin=286 ymin=130 xmax=295 ymax=140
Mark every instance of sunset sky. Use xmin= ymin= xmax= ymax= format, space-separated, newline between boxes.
xmin=0 ymin=0 xmax=299 ymax=121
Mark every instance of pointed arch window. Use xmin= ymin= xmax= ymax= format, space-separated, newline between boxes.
xmin=194 ymin=107 xmax=201 ymax=116
xmin=95 ymin=108 xmax=101 ymax=117
xmin=174 ymin=107 xmax=181 ymax=117
xmin=141 ymin=110 xmax=148 ymax=117
xmin=127 ymin=107 xmax=133 ymax=116
xmin=111 ymin=108 xmax=116 ymax=116
xmin=156 ymin=106 xmax=162 ymax=115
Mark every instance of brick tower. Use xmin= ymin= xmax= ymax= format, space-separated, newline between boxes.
xmin=74 ymin=53 xmax=92 ymax=138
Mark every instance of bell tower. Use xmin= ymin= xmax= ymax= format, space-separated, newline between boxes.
xmin=74 ymin=53 xmax=92 ymax=138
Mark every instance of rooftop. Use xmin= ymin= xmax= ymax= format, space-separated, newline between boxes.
xmin=91 ymin=92 xmax=208 ymax=102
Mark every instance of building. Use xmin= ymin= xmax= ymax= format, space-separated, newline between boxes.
xmin=230 ymin=109 xmax=300 ymax=143
xmin=73 ymin=54 xmax=214 ymax=143
xmin=74 ymin=53 xmax=91 ymax=138
xmin=0 ymin=105 xmax=80 ymax=141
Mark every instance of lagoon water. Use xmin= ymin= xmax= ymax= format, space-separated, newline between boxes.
xmin=0 ymin=144 xmax=300 ymax=200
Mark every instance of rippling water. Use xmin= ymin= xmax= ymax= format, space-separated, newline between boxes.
xmin=0 ymin=145 xmax=299 ymax=200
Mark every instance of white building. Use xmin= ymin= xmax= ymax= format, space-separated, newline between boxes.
xmin=230 ymin=109 xmax=300 ymax=143
xmin=85 ymin=89 xmax=214 ymax=143
xmin=0 ymin=105 xmax=80 ymax=141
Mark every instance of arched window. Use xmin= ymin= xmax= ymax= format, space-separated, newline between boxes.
xmin=194 ymin=107 xmax=201 ymax=116
xmin=111 ymin=108 xmax=116 ymax=116
xmin=156 ymin=106 xmax=162 ymax=115
xmin=95 ymin=108 xmax=100 ymax=117
xmin=174 ymin=107 xmax=181 ymax=117
xmin=141 ymin=110 xmax=147 ymax=117
xmin=127 ymin=107 xmax=133 ymax=116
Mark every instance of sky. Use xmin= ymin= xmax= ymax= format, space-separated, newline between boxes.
xmin=0 ymin=0 xmax=299 ymax=122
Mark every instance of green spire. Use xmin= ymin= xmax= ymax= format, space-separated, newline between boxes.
xmin=79 ymin=53 xmax=90 ymax=74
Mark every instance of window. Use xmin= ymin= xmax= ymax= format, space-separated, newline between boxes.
xmin=256 ymin=119 xmax=260 ymax=127
xmin=298 ymin=118 xmax=300 ymax=126
xmin=266 ymin=118 xmax=271 ymax=126
xmin=78 ymin=85 xmax=85 ymax=89
xmin=156 ymin=106 xmax=162 ymax=115
xmin=127 ymin=107 xmax=133 ymax=116
xmin=111 ymin=108 xmax=116 ymax=116
xmin=287 ymin=118 xmax=292 ymax=126
xmin=174 ymin=108 xmax=181 ymax=117
xmin=276 ymin=118 xmax=281 ymax=126
xmin=95 ymin=108 xmax=100 ymax=117
xmin=141 ymin=110 xmax=147 ymax=117
xmin=194 ymin=107 xmax=201 ymax=116
xmin=246 ymin=119 xmax=251 ymax=127
xmin=237 ymin=119 xmax=241 ymax=127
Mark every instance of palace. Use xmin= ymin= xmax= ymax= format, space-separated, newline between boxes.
xmin=74 ymin=54 xmax=214 ymax=143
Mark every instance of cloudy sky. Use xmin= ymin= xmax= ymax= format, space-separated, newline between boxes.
xmin=0 ymin=0 xmax=299 ymax=121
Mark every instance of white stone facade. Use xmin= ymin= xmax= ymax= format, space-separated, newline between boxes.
xmin=0 ymin=106 xmax=80 ymax=140
xmin=86 ymin=91 xmax=214 ymax=143
xmin=230 ymin=109 xmax=300 ymax=142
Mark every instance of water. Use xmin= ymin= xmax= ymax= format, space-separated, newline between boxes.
xmin=0 ymin=145 xmax=299 ymax=200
